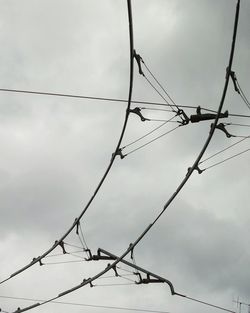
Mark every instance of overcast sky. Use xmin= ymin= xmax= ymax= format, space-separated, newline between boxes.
xmin=0 ymin=1 xmax=250 ymax=313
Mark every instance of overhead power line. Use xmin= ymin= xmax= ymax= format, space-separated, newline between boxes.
xmin=0 ymin=295 xmax=171 ymax=313
xmin=0 ymin=88 xmax=249 ymax=119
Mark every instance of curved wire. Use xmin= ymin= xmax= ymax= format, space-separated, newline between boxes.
xmin=0 ymin=0 xmax=135 ymax=286
xmin=13 ymin=1 xmax=241 ymax=312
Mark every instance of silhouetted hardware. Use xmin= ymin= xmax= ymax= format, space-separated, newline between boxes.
xmin=86 ymin=248 xmax=115 ymax=261
xmin=190 ymin=106 xmax=228 ymax=123
xmin=177 ymin=109 xmax=189 ymax=125
xmin=55 ymin=240 xmax=67 ymax=254
xmin=213 ymin=123 xmax=235 ymax=138
xmin=129 ymin=107 xmax=148 ymax=121
xmin=227 ymin=68 xmax=240 ymax=93
xmin=112 ymin=148 xmax=125 ymax=160
xmin=135 ymin=272 xmax=164 ymax=284
xmin=186 ymin=165 xmax=203 ymax=176
xmin=107 ymin=263 xmax=119 ymax=276
xmin=134 ymin=50 xmax=144 ymax=76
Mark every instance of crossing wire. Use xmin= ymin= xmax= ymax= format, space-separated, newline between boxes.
xmin=0 ymin=295 xmax=171 ymax=313
xmin=1 ymin=88 xmax=250 ymax=118
xmin=12 ymin=1 xmax=241 ymax=313
xmin=0 ymin=0 xmax=135 ymax=286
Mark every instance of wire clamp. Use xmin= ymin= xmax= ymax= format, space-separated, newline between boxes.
xmin=134 ymin=50 xmax=144 ymax=76
xmin=227 ymin=68 xmax=240 ymax=94
xmin=135 ymin=273 xmax=164 ymax=284
xmin=213 ymin=123 xmax=235 ymax=138
xmin=107 ymin=263 xmax=119 ymax=277
xmin=112 ymin=148 xmax=125 ymax=160
xmin=177 ymin=109 xmax=189 ymax=125
xmin=55 ymin=240 xmax=67 ymax=254
xmin=186 ymin=165 xmax=203 ymax=175
xmin=129 ymin=107 xmax=149 ymax=122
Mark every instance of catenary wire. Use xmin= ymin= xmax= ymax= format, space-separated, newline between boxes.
xmin=199 ymin=135 xmax=249 ymax=164
xmin=0 ymin=0 xmax=135 ymax=286
xmin=0 ymin=295 xmax=170 ymax=313
xmin=0 ymin=87 xmax=249 ymax=118
xmin=201 ymin=148 xmax=249 ymax=171
xmin=12 ymin=1 xmax=241 ymax=313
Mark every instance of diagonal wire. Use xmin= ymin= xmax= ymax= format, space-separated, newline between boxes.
xmin=201 ymin=148 xmax=249 ymax=171
xmin=141 ymin=60 xmax=179 ymax=112
xmin=199 ymin=135 xmax=249 ymax=165
xmin=122 ymin=114 xmax=178 ymax=149
xmin=124 ymin=125 xmax=181 ymax=157
xmin=236 ymin=80 xmax=250 ymax=110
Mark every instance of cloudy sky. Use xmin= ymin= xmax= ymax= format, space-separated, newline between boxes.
xmin=0 ymin=1 xmax=249 ymax=313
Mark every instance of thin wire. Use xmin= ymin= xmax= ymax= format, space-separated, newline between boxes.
xmin=225 ymin=122 xmax=250 ymax=127
xmin=117 ymin=266 xmax=135 ymax=275
xmin=68 ymin=252 xmax=86 ymax=260
xmin=0 ymin=87 xmax=249 ymax=118
xmin=236 ymin=80 xmax=250 ymax=110
xmin=0 ymin=0 xmax=135 ymax=286
xmin=141 ymin=61 xmax=179 ymax=112
xmin=184 ymin=296 xmax=235 ymax=313
xmin=125 ymin=125 xmax=181 ymax=156
xmin=64 ymin=242 xmax=83 ymax=250
xmin=95 ymin=283 xmax=135 ymax=287
xmin=140 ymin=107 xmax=173 ymax=113
xmin=42 ymin=260 xmax=85 ymax=265
xmin=143 ymin=76 xmax=176 ymax=112
xmin=45 ymin=250 xmax=83 ymax=258
xmin=202 ymin=148 xmax=249 ymax=171
xmin=79 ymin=223 xmax=89 ymax=249
xmin=0 ymin=296 xmax=170 ymax=313
xmin=199 ymin=136 xmax=249 ymax=164
xmin=122 ymin=115 xmax=178 ymax=149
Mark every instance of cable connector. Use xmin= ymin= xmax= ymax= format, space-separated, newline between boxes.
xmin=134 ymin=50 xmax=144 ymax=76
xmin=177 ymin=109 xmax=189 ymax=125
xmin=87 ymin=248 xmax=116 ymax=261
xmin=107 ymin=263 xmax=119 ymax=277
xmin=190 ymin=106 xmax=228 ymax=123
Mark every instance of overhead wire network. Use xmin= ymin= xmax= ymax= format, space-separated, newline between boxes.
xmin=4 ymin=0 xmax=242 ymax=313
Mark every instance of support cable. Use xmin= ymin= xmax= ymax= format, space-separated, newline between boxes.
xmin=0 ymin=88 xmax=249 ymax=118
xmin=0 ymin=296 xmax=171 ymax=313
xmin=201 ymin=148 xmax=249 ymax=172
xmin=123 ymin=125 xmax=181 ymax=157
xmin=0 ymin=0 xmax=135 ymax=286
xmin=10 ymin=1 xmax=241 ymax=312
xmin=199 ymin=135 xmax=249 ymax=165
xmin=121 ymin=115 xmax=178 ymax=150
